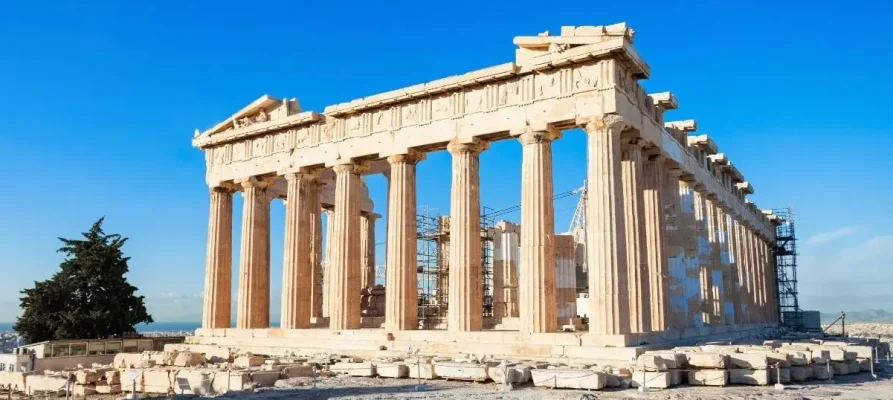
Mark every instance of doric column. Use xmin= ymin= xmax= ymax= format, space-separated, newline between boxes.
xmin=202 ymin=185 xmax=234 ymax=329
xmin=492 ymin=222 xmax=519 ymax=318
xmin=643 ymin=152 xmax=669 ymax=332
xmin=583 ymin=115 xmax=630 ymax=335
xmin=385 ymin=151 xmax=424 ymax=331
xmin=436 ymin=216 xmax=450 ymax=307
xmin=758 ymin=235 xmax=770 ymax=322
xmin=743 ymin=225 xmax=757 ymax=322
xmin=328 ymin=163 xmax=367 ymax=330
xmin=662 ymin=166 xmax=685 ymax=330
xmin=705 ymin=195 xmax=723 ymax=324
xmin=360 ymin=212 xmax=378 ymax=289
xmin=766 ymin=237 xmax=779 ymax=323
xmin=322 ymin=207 xmax=335 ymax=318
xmin=678 ymin=178 xmax=702 ymax=328
xmin=236 ymin=178 xmax=272 ymax=329
xmin=447 ymin=138 xmax=487 ymax=332
xmin=717 ymin=206 xmax=737 ymax=325
xmin=727 ymin=215 xmax=743 ymax=324
xmin=752 ymin=230 xmax=765 ymax=322
xmin=518 ymin=129 xmax=559 ymax=334
xmin=621 ymin=137 xmax=651 ymax=333
xmin=281 ymin=172 xmax=318 ymax=329
xmin=692 ymin=186 xmax=714 ymax=325
xmin=309 ymin=183 xmax=324 ymax=319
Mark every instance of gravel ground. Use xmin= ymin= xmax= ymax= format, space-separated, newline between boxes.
xmin=189 ymin=365 xmax=893 ymax=400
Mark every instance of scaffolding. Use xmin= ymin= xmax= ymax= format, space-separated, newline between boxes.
xmin=773 ymin=207 xmax=803 ymax=330
xmin=481 ymin=206 xmax=495 ymax=317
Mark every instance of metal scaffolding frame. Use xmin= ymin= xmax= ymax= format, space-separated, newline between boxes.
xmin=773 ymin=207 xmax=803 ymax=329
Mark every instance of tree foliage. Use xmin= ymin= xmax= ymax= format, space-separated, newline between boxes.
xmin=14 ymin=218 xmax=153 ymax=343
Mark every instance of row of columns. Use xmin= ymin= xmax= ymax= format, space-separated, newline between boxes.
xmin=202 ymin=113 xmax=778 ymax=335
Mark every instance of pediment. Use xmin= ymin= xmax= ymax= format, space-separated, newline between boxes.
xmin=196 ymin=95 xmax=301 ymax=137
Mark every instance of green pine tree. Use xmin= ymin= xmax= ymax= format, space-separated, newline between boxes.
xmin=14 ymin=218 xmax=153 ymax=343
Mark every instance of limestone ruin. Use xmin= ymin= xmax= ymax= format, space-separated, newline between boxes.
xmin=189 ymin=23 xmax=783 ymax=362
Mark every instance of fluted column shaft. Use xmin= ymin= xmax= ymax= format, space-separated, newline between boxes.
xmin=281 ymin=172 xmax=317 ymax=329
xmin=518 ymin=130 xmax=559 ymax=334
xmin=584 ymin=115 xmax=630 ymax=335
xmin=328 ymin=163 xmax=365 ymax=330
xmin=741 ymin=224 xmax=756 ymax=323
xmin=309 ymin=184 xmax=323 ymax=319
xmin=728 ymin=215 xmax=744 ymax=324
xmin=705 ymin=196 xmax=723 ymax=324
xmin=202 ymin=186 xmax=233 ymax=329
xmin=692 ymin=187 xmax=714 ymax=325
xmin=236 ymin=179 xmax=272 ymax=329
xmin=663 ymin=168 xmax=685 ymax=330
xmin=448 ymin=139 xmax=487 ymax=332
xmin=621 ymin=138 xmax=651 ymax=333
xmin=385 ymin=151 xmax=424 ymax=331
xmin=643 ymin=154 xmax=669 ymax=332
xmin=322 ymin=208 xmax=335 ymax=318
xmin=360 ymin=213 xmax=377 ymax=289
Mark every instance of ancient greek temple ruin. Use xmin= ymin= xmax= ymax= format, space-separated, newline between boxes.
xmin=190 ymin=23 xmax=782 ymax=362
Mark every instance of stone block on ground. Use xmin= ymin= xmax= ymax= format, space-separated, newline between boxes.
xmin=433 ymin=362 xmax=489 ymax=382
xmin=75 ymin=369 xmax=102 ymax=384
xmin=330 ymin=362 xmax=376 ymax=377
xmin=73 ymin=384 xmax=97 ymax=397
xmin=818 ymin=347 xmax=846 ymax=362
xmin=488 ymin=364 xmax=530 ymax=384
xmin=756 ymin=352 xmax=792 ymax=368
xmin=778 ymin=349 xmax=810 ymax=364
xmin=233 ymin=355 xmax=264 ymax=368
xmin=846 ymin=360 xmax=861 ymax=374
xmin=769 ymin=368 xmax=791 ymax=384
xmin=811 ymin=364 xmax=833 ymax=380
xmin=670 ymin=370 xmax=683 ymax=386
xmin=687 ymin=370 xmax=728 ymax=386
xmin=0 ymin=371 xmax=29 ymax=392
xmin=172 ymin=370 xmax=214 ymax=395
xmin=105 ymin=370 xmax=120 ymax=385
xmin=281 ymin=365 xmax=315 ymax=378
xmin=845 ymin=345 xmax=872 ymax=359
xmin=636 ymin=354 xmax=671 ymax=371
xmin=113 ymin=353 xmax=144 ymax=368
xmin=859 ymin=358 xmax=872 ymax=372
xmin=250 ymin=370 xmax=281 ymax=387
xmin=120 ymin=370 xmax=144 ymax=392
xmin=812 ymin=349 xmax=831 ymax=365
xmin=406 ymin=361 xmax=436 ymax=380
xmin=143 ymin=369 xmax=175 ymax=393
xmin=530 ymin=369 xmax=606 ymax=390
xmin=376 ymin=363 xmax=409 ymax=379
xmin=686 ymin=353 xmax=729 ymax=369
xmin=830 ymin=361 xmax=849 ymax=375
xmin=144 ymin=351 xmax=176 ymax=366
xmin=27 ymin=374 xmax=70 ymax=394
xmin=210 ymin=371 xmax=251 ymax=394
xmin=632 ymin=371 xmax=672 ymax=389
xmin=790 ymin=366 xmax=813 ymax=382
xmin=95 ymin=384 xmax=122 ymax=395
xmin=173 ymin=351 xmax=206 ymax=367
xmin=729 ymin=353 xmax=768 ymax=370
xmin=729 ymin=369 xmax=769 ymax=385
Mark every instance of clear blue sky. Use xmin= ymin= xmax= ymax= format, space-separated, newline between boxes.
xmin=2 ymin=1 xmax=891 ymax=323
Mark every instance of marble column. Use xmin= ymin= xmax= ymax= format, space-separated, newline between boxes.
xmin=448 ymin=139 xmax=487 ymax=332
xmin=739 ymin=222 xmax=754 ymax=323
xmin=662 ymin=166 xmax=686 ymax=330
xmin=360 ymin=213 xmax=377 ymax=289
xmin=385 ymin=151 xmax=424 ymax=331
xmin=281 ymin=172 xmax=317 ymax=329
xmin=643 ymin=153 xmax=669 ymax=332
xmin=202 ymin=185 xmax=233 ymax=329
xmin=583 ymin=115 xmax=630 ymax=335
xmin=518 ymin=129 xmax=559 ymax=334
xmin=621 ymin=137 xmax=651 ymax=333
xmin=728 ymin=215 xmax=744 ymax=324
xmin=328 ymin=163 xmax=366 ymax=330
xmin=437 ymin=216 xmax=450 ymax=306
xmin=236 ymin=178 xmax=272 ymax=329
xmin=678 ymin=179 xmax=702 ymax=328
xmin=322 ymin=208 xmax=335 ymax=318
xmin=309 ymin=183 xmax=324 ymax=319
xmin=705 ymin=196 xmax=723 ymax=323
xmin=744 ymin=225 xmax=758 ymax=323
xmin=692 ymin=186 xmax=714 ymax=325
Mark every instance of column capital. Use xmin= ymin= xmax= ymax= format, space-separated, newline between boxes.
xmin=210 ymin=183 xmax=238 ymax=194
xmin=283 ymin=169 xmax=321 ymax=183
xmin=511 ymin=127 xmax=561 ymax=144
xmin=237 ymin=176 xmax=275 ymax=190
xmin=581 ymin=114 xmax=625 ymax=135
xmin=361 ymin=211 xmax=382 ymax=220
xmin=386 ymin=149 xmax=426 ymax=165
xmin=333 ymin=161 xmax=371 ymax=175
xmin=447 ymin=138 xmax=489 ymax=154
xmin=642 ymin=147 xmax=665 ymax=162
xmin=621 ymin=136 xmax=647 ymax=149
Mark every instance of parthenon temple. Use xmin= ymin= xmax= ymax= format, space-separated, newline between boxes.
xmin=190 ymin=23 xmax=782 ymax=363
